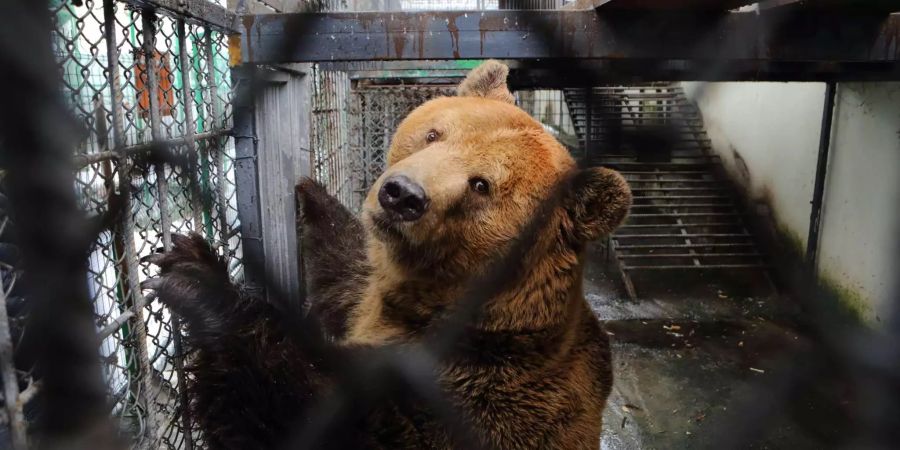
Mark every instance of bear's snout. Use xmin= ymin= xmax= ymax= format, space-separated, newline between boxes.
xmin=378 ymin=175 xmax=430 ymax=222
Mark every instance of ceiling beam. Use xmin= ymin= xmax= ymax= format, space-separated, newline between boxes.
xmin=591 ymin=0 xmax=758 ymax=10
xmin=235 ymin=10 xmax=900 ymax=81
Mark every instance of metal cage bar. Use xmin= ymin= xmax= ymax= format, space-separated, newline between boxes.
xmin=0 ymin=1 xmax=244 ymax=447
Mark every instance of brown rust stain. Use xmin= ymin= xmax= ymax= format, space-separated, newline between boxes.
xmin=879 ymin=16 xmax=900 ymax=59
xmin=393 ymin=33 xmax=406 ymax=58
xmin=416 ymin=14 xmax=429 ymax=59
xmin=447 ymin=14 xmax=460 ymax=59
xmin=227 ymin=35 xmax=242 ymax=67
xmin=478 ymin=14 xmax=507 ymax=58
xmin=241 ymin=15 xmax=255 ymax=64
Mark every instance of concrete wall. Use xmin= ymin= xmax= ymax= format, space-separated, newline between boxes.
xmin=683 ymin=81 xmax=900 ymax=323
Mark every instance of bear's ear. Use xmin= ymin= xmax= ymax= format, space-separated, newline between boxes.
xmin=565 ymin=167 xmax=632 ymax=243
xmin=457 ymin=59 xmax=515 ymax=104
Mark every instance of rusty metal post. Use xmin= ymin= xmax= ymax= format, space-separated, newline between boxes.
xmin=171 ymin=17 xmax=197 ymax=450
xmin=805 ymin=81 xmax=837 ymax=281
xmin=0 ymin=273 xmax=25 ymax=448
xmin=178 ymin=19 xmax=204 ymax=232
xmin=205 ymin=30 xmax=230 ymax=253
xmin=132 ymin=8 xmax=163 ymax=442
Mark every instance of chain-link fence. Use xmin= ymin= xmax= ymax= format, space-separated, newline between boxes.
xmin=345 ymin=84 xmax=454 ymax=210
xmin=0 ymin=1 xmax=242 ymax=447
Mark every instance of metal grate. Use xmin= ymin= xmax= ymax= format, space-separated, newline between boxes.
xmin=310 ymin=66 xmax=355 ymax=209
xmin=0 ymin=1 xmax=242 ymax=447
xmin=343 ymin=84 xmax=454 ymax=211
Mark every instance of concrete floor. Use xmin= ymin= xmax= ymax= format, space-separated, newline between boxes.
xmin=583 ymin=243 xmax=834 ymax=449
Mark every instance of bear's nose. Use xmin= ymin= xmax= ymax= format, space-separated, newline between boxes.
xmin=378 ymin=175 xmax=429 ymax=221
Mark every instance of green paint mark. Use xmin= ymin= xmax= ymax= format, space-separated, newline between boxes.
xmin=452 ymin=59 xmax=482 ymax=69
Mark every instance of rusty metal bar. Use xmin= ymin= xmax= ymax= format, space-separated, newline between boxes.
xmin=178 ymin=19 xmax=204 ymax=231
xmin=72 ymin=129 xmax=231 ymax=169
xmin=238 ymin=10 xmax=900 ymax=81
xmin=623 ymin=264 xmax=766 ymax=270
xmin=122 ymin=0 xmax=238 ymax=33
xmin=97 ymin=311 xmax=136 ymax=341
xmin=590 ymin=0 xmax=758 ymax=9
xmin=136 ymin=8 xmax=163 ymax=441
xmin=0 ymin=274 xmax=25 ymax=448
xmin=613 ymin=233 xmax=752 ymax=238
xmin=805 ymin=81 xmax=837 ymax=280
xmin=616 ymin=243 xmax=755 ymax=249
xmin=620 ymin=223 xmax=739 ymax=229
xmin=618 ymin=252 xmax=761 ymax=258
xmin=172 ymin=18 xmax=197 ymax=450
xmin=142 ymin=12 xmax=174 ymax=251
xmin=205 ymin=30 xmax=230 ymax=253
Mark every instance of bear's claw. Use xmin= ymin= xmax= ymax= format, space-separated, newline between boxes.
xmin=140 ymin=277 xmax=164 ymax=291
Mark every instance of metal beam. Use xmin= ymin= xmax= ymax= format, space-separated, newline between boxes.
xmin=122 ymin=0 xmax=238 ymax=33
xmin=805 ymin=81 xmax=837 ymax=278
xmin=590 ymin=0 xmax=758 ymax=10
xmin=237 ymin=10 xmax=900 ymax=81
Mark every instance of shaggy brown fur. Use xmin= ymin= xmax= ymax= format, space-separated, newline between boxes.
xmin=146 ymin=60 xmax=631 ymax=449
xmin=297 ymin=178 xmax=369 ymax=340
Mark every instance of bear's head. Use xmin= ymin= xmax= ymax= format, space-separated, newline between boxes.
xmin=362 ymin=61 xmax=631 ymax=285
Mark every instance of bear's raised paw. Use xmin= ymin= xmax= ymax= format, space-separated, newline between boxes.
xmin=141 ymin=233 xmax=238 ymax=334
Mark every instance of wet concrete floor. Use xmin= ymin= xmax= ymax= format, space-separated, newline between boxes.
xmin=583 ymin=244 xmax=833 ymax=449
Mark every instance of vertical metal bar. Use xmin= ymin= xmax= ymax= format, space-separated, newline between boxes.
xmin=0 ymin=276 xmax=25 ymax=449
xmin=232 ymin=68 xmax=265 ymax=292
xmin=805 ymin=81 xmax=837 ymax=279
xmin=142 ymin=11 xmax=172 ymax=249
xmin=132 ymin=7 xmax=162 ymax=442
xmin=178 ymin=19 xmax=203 ymax=232
xmin=205 ymin=30 xmax=229 ymax=253
xmin=172 ymin=18 xmax=197 ymax=450
xmin=104 ymin=0 xmax=152 ymax=437
xmin=583 ymin=87 xmax=592 ymax=162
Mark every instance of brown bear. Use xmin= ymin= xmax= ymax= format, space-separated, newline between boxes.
xmin=145 ymin=60 xmax=631 ymax=450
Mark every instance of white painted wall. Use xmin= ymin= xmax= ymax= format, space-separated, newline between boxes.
xmin=683 ymin=81 xmax=900 ymax=323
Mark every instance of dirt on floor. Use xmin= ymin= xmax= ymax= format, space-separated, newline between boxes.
xmin=584 ymin=243 xmax=846 ymax=449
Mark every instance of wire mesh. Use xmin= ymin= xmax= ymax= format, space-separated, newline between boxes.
xmin=0 ymin=1 xmax=244 ymax=447
xmin=345 ymin=84 xmax=454 ymax=210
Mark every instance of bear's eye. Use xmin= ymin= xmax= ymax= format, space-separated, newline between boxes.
xmin=425 ymin=129 xmax=440 ymax=143
xmin=469 ymin=177 xmax=490 ymax=195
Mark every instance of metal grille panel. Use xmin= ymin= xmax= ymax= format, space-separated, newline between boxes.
xmin=1 ymin=1 xmax=244 ymax=447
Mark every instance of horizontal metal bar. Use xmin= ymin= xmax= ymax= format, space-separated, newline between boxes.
xmin=97 ymin=311 xmax=135 ymax=340
xmin=620 ymin=222 xmax=739 ymax=228
xmin=605 ymin=162 xmax=715 ymax=167
xmin=629 ymin=204 xmax=733 ymax=209
xmin=121 ymin=0 xmax=238 ymax=33
xmin=626 ymin=180 xmax=719 ymax=184
xmin=349 ymin=69 xmax=469 ymax=79
xmin=615 ymin=243 xmax=754 ymax=249
xmin=612 ymin=233 xmax=751 ymax=238
xmin=629 ymin=212 xmax=740 ymax=217
xmin=73 ymin=129 xmax=231 ymax=169
xmin=620 ymin=171 xmax=711 ymax=175
xmin=632 ymin=195 xmax=730 ymax=200
xmin=623 ymin=263 xmax=766 ymax=270
xmin=592 ymin=0 xmax=759 ymax=10
xmin=618 ymin=252 xmax=761 ymax=258
xmin=629 ymin=187 xmax=726 ymax=192
xmin=239 ymin=10 xmax=900 ymax=81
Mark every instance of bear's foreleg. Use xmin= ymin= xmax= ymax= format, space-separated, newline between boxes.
xmin=143 ymin=233 xmax=321 ymax=449
xmin=296 ymin=178 xmax=369 ymax=339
